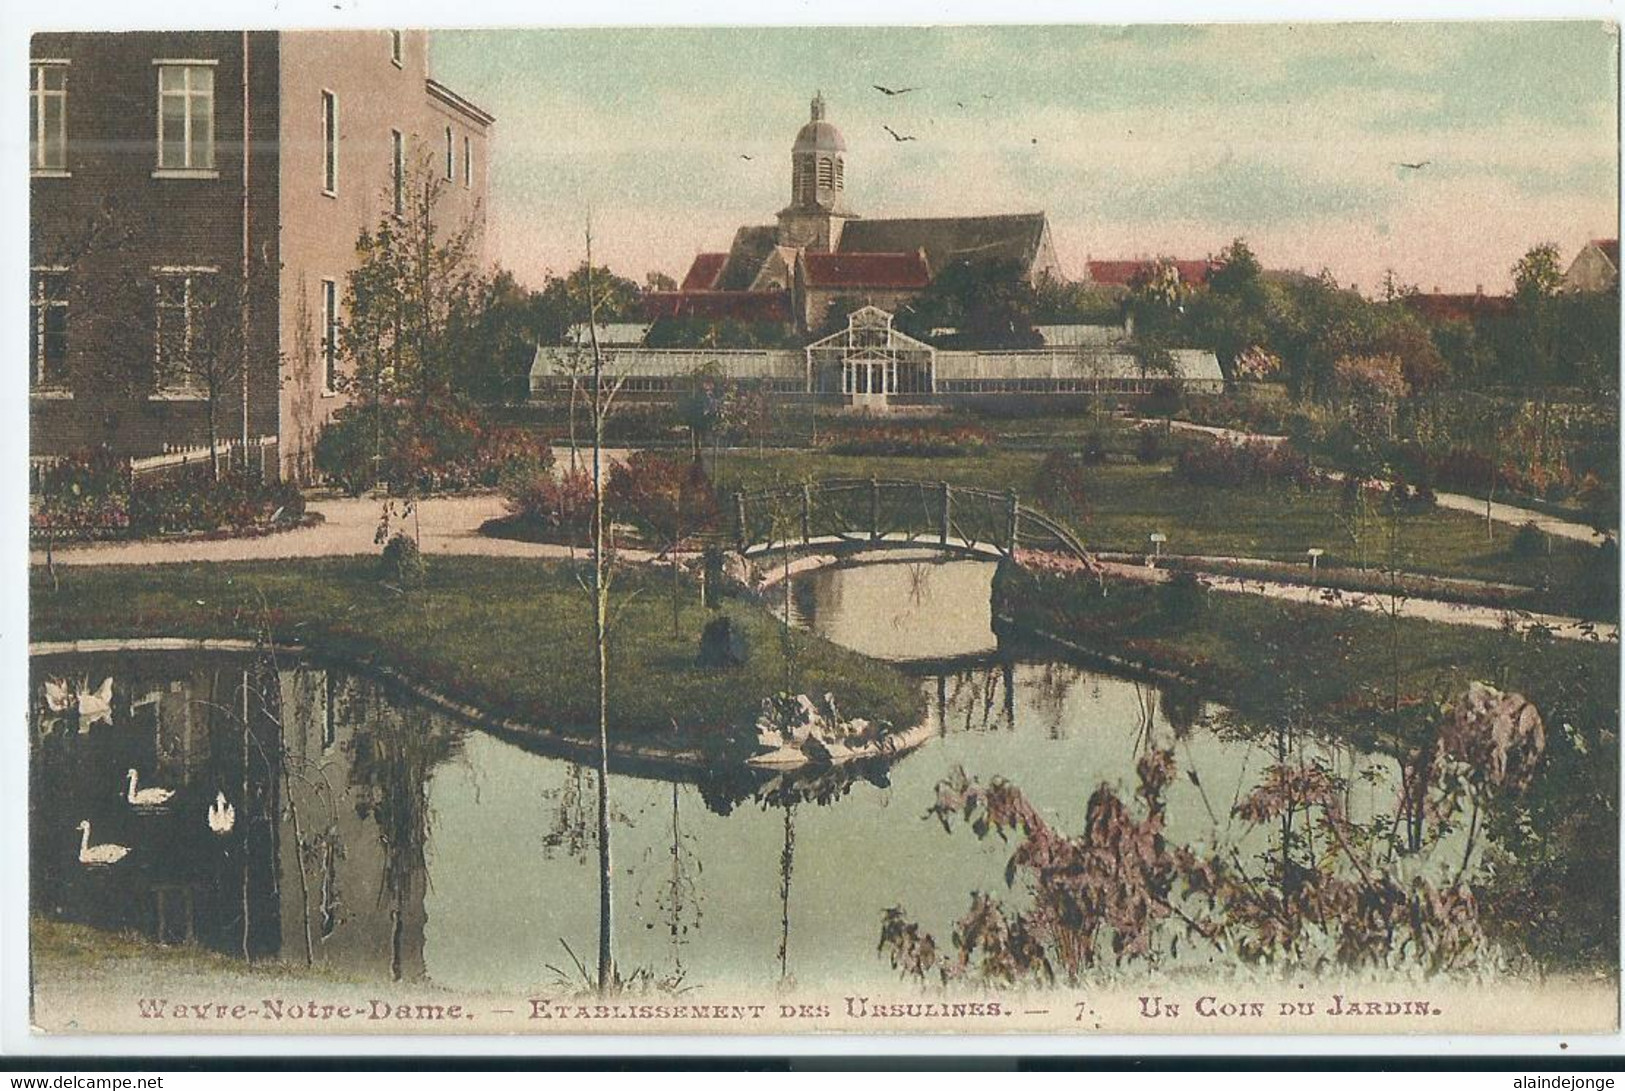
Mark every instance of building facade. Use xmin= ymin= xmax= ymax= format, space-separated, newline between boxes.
xmin=1564 ymin=238 xmax=1619 ymax=294
xmin=29 ymin=30 xmax=493 ymax=480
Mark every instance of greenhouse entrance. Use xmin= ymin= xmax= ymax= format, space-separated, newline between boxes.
xmin=806 ymin=305 xmax=935 ymax=408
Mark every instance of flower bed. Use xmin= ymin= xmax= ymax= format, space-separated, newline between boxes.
xmin=820 ymin=423 xmax=994 ymax=458
xmin=1173 ymin=437 xmax=1317 ymax=488
xmin=31 ymin=451 xmax=306 ymax=542
xmin=315 ymin=400 xmax=552 ymax=496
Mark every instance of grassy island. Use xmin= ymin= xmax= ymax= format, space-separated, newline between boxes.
xmin=29 ymin=556 xmax=926 ymax=751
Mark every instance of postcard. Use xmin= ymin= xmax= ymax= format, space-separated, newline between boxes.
xmin=18 ymin=19 xmax=1621 ymax=1041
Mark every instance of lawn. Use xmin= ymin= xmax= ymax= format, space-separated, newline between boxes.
xmin=29 ymin=556 xmax=925 ymax=749
xmin=706 ymin=447 xmax=1608 ymax=601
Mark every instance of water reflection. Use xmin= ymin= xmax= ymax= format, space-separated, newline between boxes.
xmin=31 ymin=561 xmax=1422 ymax=992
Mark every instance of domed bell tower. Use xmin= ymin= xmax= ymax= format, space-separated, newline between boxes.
xmin=777 ymin=92 xmax=858 ymax=252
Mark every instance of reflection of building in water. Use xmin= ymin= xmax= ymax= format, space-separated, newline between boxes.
xmin=278 ymin=666 xmax=432 ymax=982
xmin=29 ymin=654 xmax=445 ymax=982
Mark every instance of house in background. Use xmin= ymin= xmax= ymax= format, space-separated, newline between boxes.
xmin=1564 ymin=238 xmax=1619 ymax=293
xmin=1080 ymin=257 xmax=1217 ymax=289
xmin=29 ymin=30 xmax=492 ymax=481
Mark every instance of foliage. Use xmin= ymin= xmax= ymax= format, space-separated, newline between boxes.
xmin=1157 ymin=569 xmax=1206 ymax=624
xmin=881 ymin=691 xmax=1520 ymax=984
xmin=1135 ymin=426 xmax=1166 ymax=464
xmin=30 ymin=451 xmax=304 ymax=540
xmin=314 ymin=400 xmax=550 ymax=496
xmin=893 ymin=259 xmax=1041 ymax=349
xmin=1031 ymin=451 xmax=1089 ymax=521
xmin=500 ymin=466 xmax=595 ymax=546
xmin=606 ymin=452 xmax=721 ymax=550
xmin=821 ymin=424 xmax=994 ymax=458
xmin=1512 ymin=520 xmax=1546 ymax=559
xmin=378 ymin=531 xmax=426 ymax=590
xmin=1173 ymin=439 xmax=1316 ymax=489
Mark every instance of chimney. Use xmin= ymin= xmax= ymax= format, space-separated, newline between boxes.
xmin=1475 ymin=283 xmax=1484 ymax=296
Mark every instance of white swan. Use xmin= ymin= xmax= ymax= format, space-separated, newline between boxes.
xmin=76 ymin=820 xmax=130 ymax=866
xmin=207 ymin=792 xmax=236 ymax=835
xmin=125 ymin=769 xmax=175 ymax=808
xmin=44 ymin=677 xmax=113 ymax=720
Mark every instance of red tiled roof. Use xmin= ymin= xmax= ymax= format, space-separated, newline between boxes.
xmin=1592 ymin=238 xmax=1620 ymax=267
xmin=1087 ymin=259 xmax=1214 ymax=287
xmin=1401 ymin=292 xmax=1514 ymax=323
xmin=680 ymin=252 xmax=729 ymax=292
xmin=802 ymin=251 xmax=930 ymax=289
xmin=641 ymin=290 xmax=793 ymax=323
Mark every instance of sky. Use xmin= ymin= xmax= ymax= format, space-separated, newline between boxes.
xmin=430 ymin=22 xmax=1620 ymax=294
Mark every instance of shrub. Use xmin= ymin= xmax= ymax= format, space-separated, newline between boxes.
xmin=1511 ymin=521 xmax=1546 ymax=559
xmin=500 ymin=466 xmax=595 ymax=546
xmin=821 ymin=424 xmax=993 ymax=458
xmin=1158 ymin=570 xmax=1207 ymax=624
xmin=1135 ymin=426 xmax=1165 ymax=464
xmin=31 ymin=451 xmax=303 ymax=540
xmin=1173 ymin=439 xmax=1316 ymax=489
xmin=379 ymin=531 xmax=426 ymax=589
xmin=606 ymin=452 xmax=720 ymax=548
xmin=1032 ymin=450 xmax=1089 ymax=520
xmin=316 ymin=400 xmax=551 ymax=495
xmin=1079 ymin=431 xmax=1109 ymax=465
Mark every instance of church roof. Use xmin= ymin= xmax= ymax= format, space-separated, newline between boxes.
xmin=717 ymin=225 xmax=781 ymax=290
xmin=838 ymin=213 xmax=1050 ymax=275
xmin=1590 ymin=238 xmax=1620 ymax=268
xmin=680 ymin=253 xmax=728 ymax=291
xmin=801 ymin=250 xmax=930 ymax=289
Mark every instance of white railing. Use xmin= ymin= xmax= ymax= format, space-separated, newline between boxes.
xmin=130 ymin=434 xmax=278 ymax=477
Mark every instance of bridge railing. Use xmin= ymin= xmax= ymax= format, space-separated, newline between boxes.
xmin=732 ymin=477 xmax=1091 ymax=564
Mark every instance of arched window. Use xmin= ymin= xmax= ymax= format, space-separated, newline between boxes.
xmin=817 ymin=156 xmax=833 ymax=188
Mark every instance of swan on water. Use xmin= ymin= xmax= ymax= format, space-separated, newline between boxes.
xmin=207 ymin=792 xmax=236 ymax=835
xmin=125 ymin=769 xmax=175 ymax=808
xmin=44 ymin=677 xmax=113 ymax=720
xmin=76 ymin=820 xmax=130 ymax=866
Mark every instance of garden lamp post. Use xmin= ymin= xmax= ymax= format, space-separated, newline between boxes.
xmin=1149 ymin=531 xmax=1167 ymax=566
xmin=1307 ymin=547 xmax=1324 ymax=583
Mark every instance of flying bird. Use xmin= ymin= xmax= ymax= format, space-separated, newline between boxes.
xmin=1395 ymin=160 xmax=1431 ymax=170
xmin=882 ymin=125 xmax=917 ymax=142
xmin=872 ymin=84 xmax=919 ymax=96
xmin=739 ymin=154 xmax=754 ymax=160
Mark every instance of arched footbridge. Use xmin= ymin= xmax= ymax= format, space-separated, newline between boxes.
xmin=732 ymin=477 xmax=1095 ymax=565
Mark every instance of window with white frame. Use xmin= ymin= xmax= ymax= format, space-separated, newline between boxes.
xmin=153 ymin=270 xmax=212 ymax=395
xmin=321 ymin=278 xmax=339 ymax=393
xmin=444 ymin=125 xmax=454 ymax=180
xmin=30 ymin=63 xmax=67 ymax=173
xmin=391 ymin=129 xmax=404 ymax=216
xmin=321 ymin=90 xmax=338 ymax=194
xmin=463 ymin=135 xmax=472 ymax=189
xmin=156 ymin=63 xmax=215 ymax=172
xmin=30 ymin=270 xmax=69 ymax=389
xmin=390 ymin=30 xmax=403 ymax=67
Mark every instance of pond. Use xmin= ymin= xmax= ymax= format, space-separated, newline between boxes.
xmin=31 ymin=558 xmax=1437 ymax=994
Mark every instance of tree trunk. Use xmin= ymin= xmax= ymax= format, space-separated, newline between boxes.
xmin=587 ymin=243 xmax=614 ymax=996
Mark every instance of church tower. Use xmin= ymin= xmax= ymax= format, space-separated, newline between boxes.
xmin=776 ymin=92 xmax=858 ymax=252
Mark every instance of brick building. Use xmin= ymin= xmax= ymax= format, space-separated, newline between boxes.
xmin=29 ymin=30 xmax=492 ymax=480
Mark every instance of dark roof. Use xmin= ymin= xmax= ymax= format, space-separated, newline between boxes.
xmin=1402 ymin=292 xmax=1513 ymax=323
xmin=802 ymin=251 xmax=930 ymax=289
xmin=1591 ymin=238 xmax=1620 ymax=267
xmin=680 ymin=253 xmax=728 ymax=292
xmin=717 ymin=226 xmax=780 ymax=290
xmin=838 ymin=213 xmax=1050 ymax=275
xmin=641 ymin=290 xmax=793 ymax=324
xmin=1087 ymin=258 xmax=1215 ymax=287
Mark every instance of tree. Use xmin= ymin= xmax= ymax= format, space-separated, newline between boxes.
xmin=895 ymin=259 xmax=1040 ymax=348
xmin=644 ymin=270 xmax=678 ymax=292
xmin=450 ymin=267 xmax=547 ymax=405
xmin=607 ymin=452 xmax=720 ymax=636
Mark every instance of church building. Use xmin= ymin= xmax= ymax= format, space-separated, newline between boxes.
xmin=649 ymin=93 xmax=1065 ymax=332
